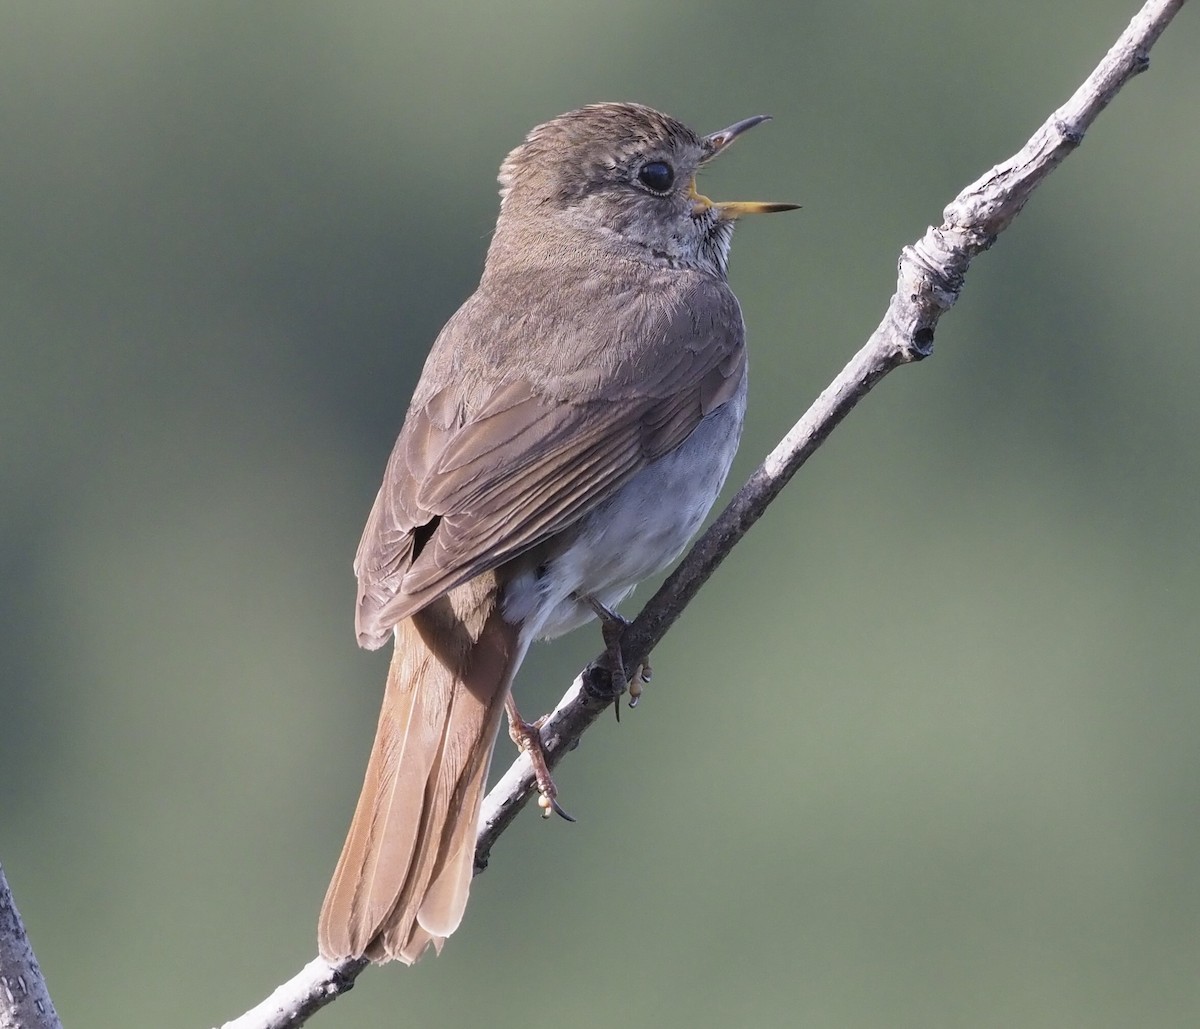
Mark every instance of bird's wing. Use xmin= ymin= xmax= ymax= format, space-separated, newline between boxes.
xmin=353 ymin=274 xmax=744 ymax=648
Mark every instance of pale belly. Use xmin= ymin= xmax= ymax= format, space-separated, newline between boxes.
xmin=502 ymin=380 xmax=746 ymax=643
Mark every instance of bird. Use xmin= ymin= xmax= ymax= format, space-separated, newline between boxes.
xmin=318 ymin=102 xmax=797 ymax=964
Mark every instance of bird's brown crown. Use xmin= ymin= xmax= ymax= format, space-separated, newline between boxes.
xmin=498 ymin=103 xmax=702 ymax=209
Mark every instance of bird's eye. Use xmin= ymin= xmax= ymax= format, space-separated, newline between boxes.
xmin=637 ymin=161 xmax=675 ymax=194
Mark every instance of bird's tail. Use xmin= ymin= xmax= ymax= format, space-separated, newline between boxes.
xmin=318 ymin=572 xmax=521 ymax=964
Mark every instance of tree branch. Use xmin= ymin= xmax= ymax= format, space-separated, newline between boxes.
xmin=479 ymin=0 xmax=1188 ymax=866
xmin=207 ymin=0 xmax=1187 ymax=1023
xmin=0 ymin=864 xmax=63 ymax=1029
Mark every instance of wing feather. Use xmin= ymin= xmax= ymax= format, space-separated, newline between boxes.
xmin=353 ymin=271 xmax=744 ymax=648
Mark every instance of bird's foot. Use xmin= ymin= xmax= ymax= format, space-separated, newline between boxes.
xmin=505 ymin=695 xmax=574 ymax=822
xmin=584 ymin=596 xmax=631 ymax=695
xmin=580 ymin=596 xmax=652 ymax=711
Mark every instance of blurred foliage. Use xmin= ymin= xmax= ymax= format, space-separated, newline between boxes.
xmin=2 ymin=2 xmax=1198 ymax=1027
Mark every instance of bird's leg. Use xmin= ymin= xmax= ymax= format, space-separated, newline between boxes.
xmin=505 ymin=693 xmax=574 ymax=822
xmin=581 ymin=596 xmax=652 ymax=708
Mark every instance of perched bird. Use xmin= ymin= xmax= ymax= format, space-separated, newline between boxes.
xmin=318 ymin=102 xmax=796 ymax=964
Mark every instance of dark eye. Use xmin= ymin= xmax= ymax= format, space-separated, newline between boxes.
xmin=637 ymin=161 xmax=675 ymax=193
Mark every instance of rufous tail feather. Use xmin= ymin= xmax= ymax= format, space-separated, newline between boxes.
xmin=318 ymin=572 xmax=522 ymax=964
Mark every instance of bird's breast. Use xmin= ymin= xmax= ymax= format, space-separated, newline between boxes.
xmin=502 ymin=376 xmax=747 ymax=643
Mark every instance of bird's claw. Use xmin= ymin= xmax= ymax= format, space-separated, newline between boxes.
xmin=536 ymin=792 xmax=576 ymax=822
xmin=628 ymin=660 xmax=652 ymax=708
xmin=506 ymin=698 xmax=575 ymax=822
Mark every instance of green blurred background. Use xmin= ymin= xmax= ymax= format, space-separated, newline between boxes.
xmin=3 ymin=2 xmax=1198 ymax=1026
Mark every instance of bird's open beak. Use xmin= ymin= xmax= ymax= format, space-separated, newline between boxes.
xmin=692 ymin=114 xmax=800 ymax=220
xmin=690 ymin=182 xmax=800 ymax=220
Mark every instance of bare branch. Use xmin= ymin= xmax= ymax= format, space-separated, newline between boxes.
xmin=477 ymin=0 xmax=1189 ymax=864
xmin=215 ymin=0 xmax=1188 ymax=1024
xmin=216 ymin=958 xmax=366 ymax=1029
xmin=0 ymin=864 xmax=62 ymax=1029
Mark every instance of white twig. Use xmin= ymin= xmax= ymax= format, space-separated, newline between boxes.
xmin=216 ymin=958 xmax=366 ymax=1029
xmin=476 ymin=0 xmax=1188 ymax=869
xmin=0 ymin=864 xmax=63 ymax=1029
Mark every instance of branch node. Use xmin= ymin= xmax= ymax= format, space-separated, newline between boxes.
xmin=581 ymin=663 xmax=621 ymax=701
xmin=1052 ymin=115 xmax=1086 ymax=147
xmin=912 ymin=327 xmax=936 ymax=357
xmin=326 ymin=959 xmax=366 ymax=995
